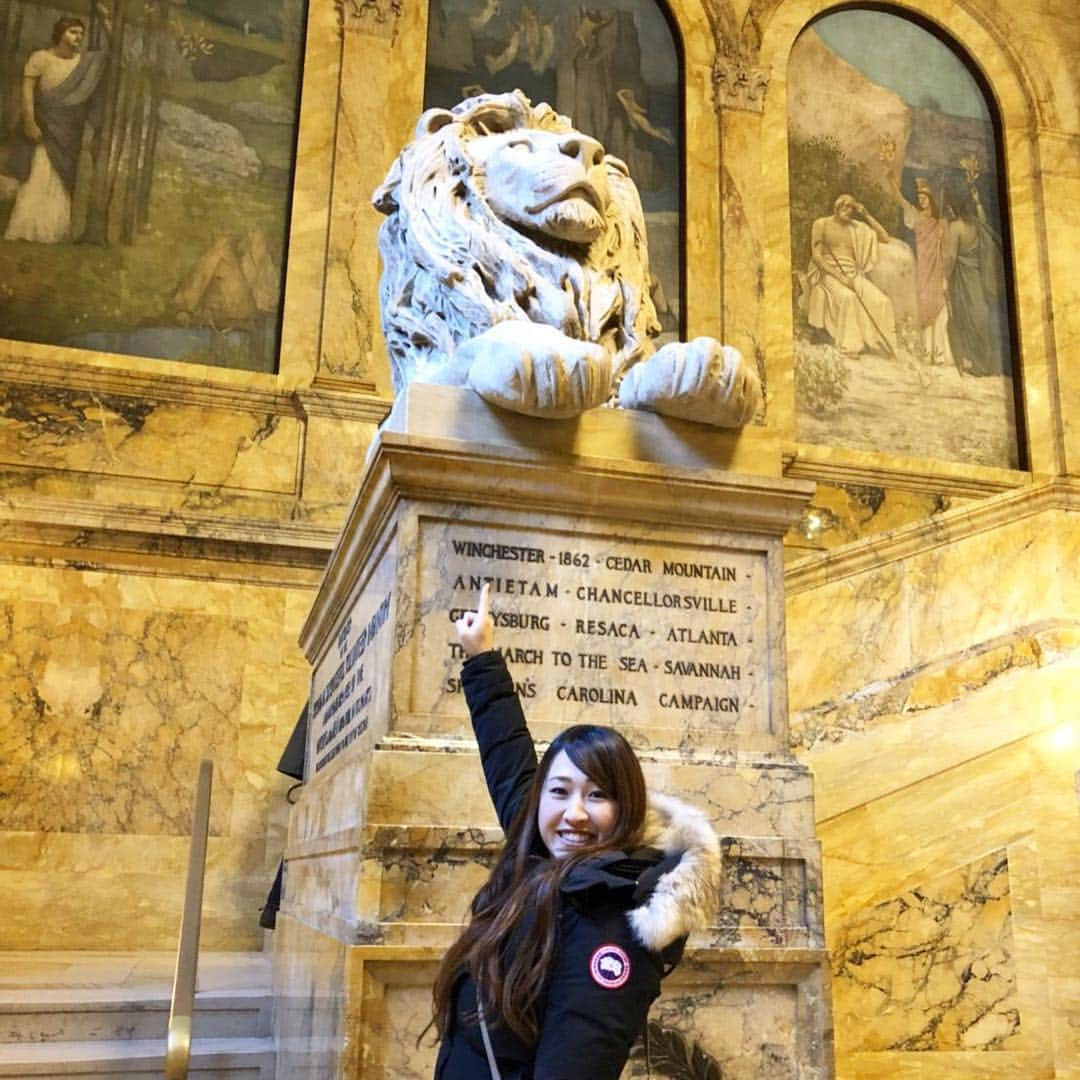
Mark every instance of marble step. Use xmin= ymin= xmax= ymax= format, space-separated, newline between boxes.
xmin=0 ymin=988 xmax=271 ymax=1043
xmin=0 ymin=1035 xmax=275 ymax=1077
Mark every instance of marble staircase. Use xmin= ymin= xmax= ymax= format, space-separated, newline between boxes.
xmin=0 ymin=951 xmax=275 ymax=1079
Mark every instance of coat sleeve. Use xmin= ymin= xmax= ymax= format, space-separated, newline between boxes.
xmin=460 ymin=651 xmax=537 ymax=833
xmin=532 ymin=905 xmax=662 ymax=1080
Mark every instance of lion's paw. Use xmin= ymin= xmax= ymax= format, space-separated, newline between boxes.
xmin=461 ymin=323 xmax=611 ymax=419
xmin=617 ymin=338 xmax=761 ymax=427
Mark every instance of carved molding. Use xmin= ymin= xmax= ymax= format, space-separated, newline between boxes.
xmin=782 ymin=443 xmax=1029 ymax=499
xmin=713 ymin=58 xmax=771 ymax=114
xmin=784 ymin=478 xmax=1080 ymax=593
xmin=0 ymin=493 xmax=334 ymax=584
xmin=334 ymin=0 xmax=404 ymax=38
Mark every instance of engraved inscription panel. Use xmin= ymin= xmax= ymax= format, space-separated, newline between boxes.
xmin=413 ymin=519 xmax=771 ymax=734
xmin=307 ymin=541 xmax=397 ymax=775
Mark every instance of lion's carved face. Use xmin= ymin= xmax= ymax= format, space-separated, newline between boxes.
xmin=373 ymin=91 xmax=658 ymax=395
xmin=469 ymin=127 xmax=612 ymax=245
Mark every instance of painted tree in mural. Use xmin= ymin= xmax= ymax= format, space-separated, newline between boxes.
xmin=84 ymin=0 xmax=162 ymax=244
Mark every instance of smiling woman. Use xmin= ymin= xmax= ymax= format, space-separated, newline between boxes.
xmin=536 ymin=741 xmax=630 ymax=857
xmin=427 ymin=584 xmax=720 ymax=1080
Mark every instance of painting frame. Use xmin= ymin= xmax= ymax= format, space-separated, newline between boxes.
xmin=0 ymin=0 xmax=308 ymax=375
xmin=786 ymin=5 xmax=1026 ymax=472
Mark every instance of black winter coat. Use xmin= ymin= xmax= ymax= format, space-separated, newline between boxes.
xmin=434 ymin=651 xmax=693 ymax=1080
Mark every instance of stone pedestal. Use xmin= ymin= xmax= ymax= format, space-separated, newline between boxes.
xmin=274 ymin=384 xmax=833 ymax=1078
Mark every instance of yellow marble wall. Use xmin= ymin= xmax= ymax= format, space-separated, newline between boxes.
xmin=0 ymin=561 xmax=316 ymax=949
xmin=786 ymin=483 xmax=1080 ymax=1078
xmin=784 ymin=479 xmax=971 ymax=555
xmin=736 ymin=8 xmax=1080 ymax=1065
xmin=0 ymin=3 xmax=390 ymax=949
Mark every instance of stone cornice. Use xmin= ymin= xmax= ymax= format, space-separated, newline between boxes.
xmin=0 ymin=354 xmax=391 ymax=423
xmin=374 ymin=435 xmax=814 ymax=532
xmin=0 ymin=493 xmax=336 ymax=584
xmin=782 ymin=443 xmax=1029 ymax=498
xmin=0 ymin=351 xmax=297 ymax=415
xmin=785 ymin=477 xmax=1080 ymax=593
xmin=297 ymin=383 xmax=391 ymax=422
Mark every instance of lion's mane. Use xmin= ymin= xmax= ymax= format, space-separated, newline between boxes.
xmin=372 ymin=90 xmax=660 ymax=394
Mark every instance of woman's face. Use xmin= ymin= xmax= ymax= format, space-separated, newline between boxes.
xmin=537 ymin=749 xmax=617 ymax=858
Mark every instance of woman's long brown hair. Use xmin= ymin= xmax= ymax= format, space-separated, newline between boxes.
xmin=431 ymin=724 xmax=647 ymax=1044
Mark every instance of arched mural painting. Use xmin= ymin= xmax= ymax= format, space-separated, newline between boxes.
xmin=0 ymin=0 xmax=306 ymax=374
xmin=788 ymin=8 xmax=1020 ymax=469
xmin=424 ymin=0 xmax=683 ymax=343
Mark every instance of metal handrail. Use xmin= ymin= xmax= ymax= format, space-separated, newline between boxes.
xmin=165 ymin=759 xmax=213 ymax=1080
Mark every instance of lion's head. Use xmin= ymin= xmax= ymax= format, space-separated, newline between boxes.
xmin=372 ymin=91 xmax=660 ymax=394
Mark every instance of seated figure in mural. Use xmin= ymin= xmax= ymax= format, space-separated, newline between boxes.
xmin=4 ymin=8 xmax=109 ymax=244
xmin=804 ymin=193 xmax=898 ymax=357
xmin=372 ymin=90 xmax=760 ymax=427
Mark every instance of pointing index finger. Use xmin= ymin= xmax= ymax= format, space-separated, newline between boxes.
xmin=477 ymin=581 xmax=491 ymax=619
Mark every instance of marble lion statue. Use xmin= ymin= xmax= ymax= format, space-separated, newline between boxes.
xmin=372 ymin=90 xmax=760 ymax=427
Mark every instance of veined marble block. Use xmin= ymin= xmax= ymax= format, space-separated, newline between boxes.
xmin=785 ymin=484 xmax=1080 ymax=1078
xmin=0 ymin=562 xmax=313 ymax=950
xmin=275 ymin=383 xmax=832 ymax=1078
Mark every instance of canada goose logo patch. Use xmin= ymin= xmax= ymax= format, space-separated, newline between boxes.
xmin=589 ymin=944 xmax=631 ymax=989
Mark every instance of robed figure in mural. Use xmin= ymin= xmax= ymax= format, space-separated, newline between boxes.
xmin=886 ymin=174 xmax=953 ymax=368
xmin=4 ymin=10 xmax=109 ymax=244
xmin=556 ymin=9 xmax=670 ymax=191
xmin=943 ymin=184 xmax=1008 ymax=376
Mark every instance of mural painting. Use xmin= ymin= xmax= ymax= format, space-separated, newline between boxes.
xmin=788 ymin=9 xmax=1019 ymax=469
xmin=424 ymin=0 xmax=682 ymax=342
xmin=0 ymin=0 xmax=305 ymax=373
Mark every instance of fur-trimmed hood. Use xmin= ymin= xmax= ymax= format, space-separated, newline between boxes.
xmin=628 ymin=790 xmax=721 ymax=952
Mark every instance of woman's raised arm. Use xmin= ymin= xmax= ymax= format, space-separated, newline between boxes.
xmin=456 ymin=584 xmax=538 ymax=832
